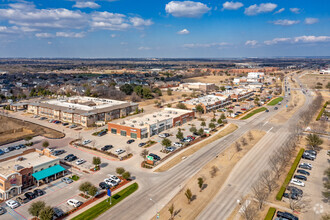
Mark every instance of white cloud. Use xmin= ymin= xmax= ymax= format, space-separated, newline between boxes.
xmin=272 ymin=19 xmax=300 ymax=26
xmin=183 ymin=42 xmax=228 ymax=48
xmin=264 ymin=37 xmax=291 ymax=45
xmin=177 ymin=28 xmax=190 ymax=34
xmin=222 ymin=1 xmax=244 ymax=10
xmin=111 ymin=34 xmax=117 ymax=38
xmin=138 ymin=46 xmax=151 ymax=50
xmin=245 ymin=40 xmax=258 ymax=46
xmin=305 ymin=18 xmax=319 ymax=25
xmin=73 ymin=1 xmax=100 ymax=9
xmin=222 ymin=1 xmax=243 ymax=10
xmin=35 ymin=32 xmax=53 ymax=38
xmin=290 ymin=8 xmax=300 ymax=14
xmin=165 ymin=1 xmax=211 ymax=18
xmin=264 ymin=35 xmax=330 ymax=45
xmin=56 ymin=32 xmax=85 ymax=38
xmin=273 ymin=8 xmax=284 ymax=14
xmin=129 ymin=17 xmax=153 ymax=27
xmin=0 ymin=25 xmax=36 ymax=35
xmin=244 ymin=3 xmax=277 ymax=16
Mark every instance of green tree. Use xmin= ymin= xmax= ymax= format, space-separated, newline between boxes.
xmin=220 ymin=86 xmax=226 ymax=91
xmin=120 ymin=84 xmax=134 ymax=95
xmin=167 ymin=88 xmax=172 ymax=96
xmin=134 ymin=85 xmax=143 ymax=97
xmin=200 ymin=121 xmax=206 ymax=128
xmin=122 ymin=171 xmax=131 ymax=180
xmin=168 ymin=203 xmax=175 ymax=220
xmin=176 ymin=129 xmax=184 ymax=140
xmin=198 ymin=177 xmax=204 ymax=192
xmin=322 ymin=167 xmax=330 ymax=200
xmin=176 ymin=103 xmax=188 ymax=110
xmin=217 ymin=118 xmax=223 ymax=124
xmin=152 ymin=88 xmax=162 ymax=96
xmin=142 ymin=87 xmax=153 ymax=99
xmin=220 ymin=113 xmax=226 ymax=119
xmin=195 ymin=104 xmax=204 ymax=117
xmin=209 ymin=123 xmax=216 ymax=130
xmin=24 ymin=136 xmax=33 ymax=145
xmin=92 ymin=157 xmax=101 ymax=168
xmin=88 ymin=185 xmax=99 ymax=197
xmin=42 ymin=141 xmax=49 ymax=148
xmin=79 ymin=182 xmax=92 ymax=195
xmin=190 ymin=126 xmax=197 ymax=134
xmin=85 ymin=88 xmax=91 ymax=96
xmin=182 ymin=94 xmax=188 ymax=98
xmin=211 ymin=117 xmax=216 ymax=122
xmin=197 ymin=128 xmax=204 ymax=136
xmin=306 ymin=133 xmax=323 ymax=150
xmin=161 ymin=138 xmax=172 ymax=150
xmin=140 ymin=149 xmax=149 ymax=161
xmin=116 ymin=167 xmax=125 ymax=175
xmin=39 ymin=206 xmax=54 ymax=220
xmin=185 ymin=188 xmax=193 ymax=204
xmin=28 ymin=201 xmax=46 ymax=217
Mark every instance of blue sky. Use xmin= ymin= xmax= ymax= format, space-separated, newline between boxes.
xmin=0 ymin=0 xmax=329 ymax=58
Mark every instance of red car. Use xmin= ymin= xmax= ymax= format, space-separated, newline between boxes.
xmin=187 ymin=135 xmax=195 ymax=140
xmin=241 ymin=108 xmax=247 ymax=111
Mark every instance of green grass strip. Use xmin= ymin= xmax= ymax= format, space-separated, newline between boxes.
xmin=72 ymin=183 xmax=138 ymax=220
xmin=264 ymin=207 xmax=276 ymax=220
xmin=267 ymin=97 xmax=284 ymax=106
xmin=276 ymin=148 xmax=304 ymax=201
xmin=241 ymin=107 xmax=267 ymax=120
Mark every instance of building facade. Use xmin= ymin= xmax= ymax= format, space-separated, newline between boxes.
xmin=179 ymin=83 xmax=216 ymax=92
xmin=183 ymin=95 xmax=232 ymax=113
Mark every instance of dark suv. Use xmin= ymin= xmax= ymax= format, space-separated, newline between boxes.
xmin=276 ymin=211 xmax=298 ymax=220
xmin=101 ymin=145 xmax=113 ymax=151
xmin=33 ymin=189 xmax=44 ymax=197
xmin=294 ymin=175 xmax=307 ymax=181
xmin=24 ymin=192 xmax=36 ymax=200
xmin=297 ymin=169 xmax=310 ymax=176
xmin=64 ymin=154 xmax=74 ymax=160
xmin=149 ymin=153 xmax=161 ymax=161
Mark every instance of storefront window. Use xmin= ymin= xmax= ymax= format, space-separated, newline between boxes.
xmin=120 ymin=130 xmax=127 ymax=136
xmin=130 ymin=133 xmax=137 ymax=139
xmin=111 ymin=128 xmax=117 ymax=134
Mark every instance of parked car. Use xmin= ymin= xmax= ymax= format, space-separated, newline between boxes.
xmin=283 ymin=192 xmax=298 ymax=200
xmin=54 ymin=121 xmax=61 ymax=124
xmin=0 ymin=149 xmax=5 ymax=155
xmin=62 ymin=122 xmax=69 ymax=126
xmin=165 ymin=147 xmax=175 ymax=152
xmin=64 ymin=154 xmax=74 ymax=160
xmin=299 ymin=164 xmax=312 ymax=170
xmin=8 ymin=146 xmax=15 ymax=151
xmin=53 ymin=207 xmax=64 ymax=218
xmin=302 ymin=153 xmax=315 ymax=160
xmin=67 ymin=199 xmax=82 ymax=208
xmin=187 ymin=135 xmax=195 ymax=140
xmin=173 ymin=142 xmax=183 ymax=147
xmin=76 ymin=159 xmax=86 ymax=165
xmin=4 ymin=148 xmax=10 ymax=153
xmin=305 ymin=150 xmax=317 ymax=156
xmin=104 ymin=178 xmax=118 ymax=187
xmin=6 ymin=200 xmax=19 ymax=209
xmin=0 ymin=207 xmax=5 ymax=215
xmin=290 ymin=178 xmax=305 ymax=187
xmin=297 ymin=169 xmax=310 ymax=176
xmin=300 ymin=162 xmax=312 ymax=168
xmin=274 ymin=107 xmax=278 ymax=110
xmin=14 ymin=145 xmax=21 ymax=150
xmin=61 ymin=177 xmax=73 ymax=184
xmin=158 ymin=133 xmax=170 ymax=138
xmin=101 ymin=145 xmax=113 ymax=151
xmin=24 ymin=192 xmax=36 ymax=200
xmin=287 ymin=186 xmax=303 ymax=196
xmin=69 ymin=124 xmax=77 ymax=129
xmin=138 ymin=142 xmax=146 ymax=147
xmin=107 ymin=175 xmax=121 ymax=184
xmin=16 ymin=196 xmax=29 ymax=204
xmin=98 ymin=130 xmax=107 ymax=137
xmin=67 ymin=155 xmax=78 ymax=162
xmin=127 ymin=139 xmax=135 ymax=144
xmin=49 ymin=119 xmax=55 ymax=123
xmin=294 ymin=175 xmax=307 ymax=181
xmin=83 ymin=140 xmax=91 ymax=145
xmin=99 ymin=182 xmax=110 ymax=189
xmin=115 ymin=149 xmax=126 ymax=155
xmin=149 ymin=153 xmax=161 ymax=161
xmin=19 ymin=144 xmax=26 ymax=148
xmin=276 ymin=211 xmax=298 ymax=220
xmin=52 ymin=150 xmax=65 ymax=156
xmin=33 ymin=189 xmax=44 ymax=197
xmin=39 ymin=117 xmax=47 ymax=120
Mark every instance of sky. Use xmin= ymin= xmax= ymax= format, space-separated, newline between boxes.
xmin=0 ymin=0 xmax=329 ymax=58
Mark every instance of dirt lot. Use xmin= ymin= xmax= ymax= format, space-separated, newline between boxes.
xmin=154 ymin=130 xmax=266 ymax=220
xmin=300 ymin=74 xmax=330 ymax=90
xmin=183 ymin=75 xmax=234 ymax=85
xmin=0 ymin=115 xmax=64 ymax=145
xmin=137 ymin=91 xmax=189 ymax=107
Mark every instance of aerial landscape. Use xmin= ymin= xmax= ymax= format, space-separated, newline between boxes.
xmin=0 ymin=0 xmax=329 ymax=220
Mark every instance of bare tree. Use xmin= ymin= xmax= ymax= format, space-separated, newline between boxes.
xmin=235 ymin=142 xmax=242 ymax=152
xmin=241 ymin=137 xmax=248 ymax=146
xmin=252 ymin=182 xmax=269 ymax=210
xmin=240 ymin=200 xmax=257 ymax=220
xmin=248 ymin=131 xmax=254 ymax=141
xmin=260 ymin=170 xmax=276 ymax=193
xmin=269 ymin=153 xmax=281 ymax=179
xmin=209 ymin=166 xmax=219 ymax=178
xmin=289 ymin=196 xmax=310 ymax=212
xmin=168 ymin=203 xmax=174 ymax=220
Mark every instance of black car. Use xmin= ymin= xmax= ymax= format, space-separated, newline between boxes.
xmin=299 ymin=164 xmax=312 ymax=170
xmin=149 ymin=153 xmax=161 ymax=161
xmin=297 ymin=169 xmax=310 ymax=176
xmin=127 ymin=139 xmax=135 ymax=144
xmin=33 ymin=189 xmax=44 ymax=197
xmin=305 ymin=150 xmax=317 ymax=156
xmin=302 ymin=154 xmax=314 ymax=161
xmin=98 ymin=130 xmax=107 ymax=137
xmin=52 ymin=150 xmax=65 ymax=156
xmin=101 ymin=145 xmax=113 ymax=151
xmin=64 ymin=154 xmax=74 ymax=160
xmin=62 ymin=122 xmax=69 ymax=126
xmin=294 ymin=175 xmax=307 ymax=181
xmin=277 ymin=211 xmax=298 ymax=220
xmin=274 ymin=107 xmax=278 ymax=110
xmin=8 ymin=146 xmax=15 ymax=151
xmin=265 ymin=109 xmax=269 ymax=112
xmin=53 ymin=207 xmax=64 ymax=218
xmin=24 ymin=192 xmax=36 ymax=200
xmin=283 ymin=192 xmax=298 ymax=200
xmin=0 ymin=207 xmax=5 ymax=215
xmin=99 ymin=182 xmax=110 ymax=189
xmin=67 ymin=155 xmax=77 ymax=162
xmin=138 ymin=142 xmax=146 ymax=147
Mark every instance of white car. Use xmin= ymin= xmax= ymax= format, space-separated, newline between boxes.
xmin=290 ymin=179 xmax=305 ymax=187
xmin=4 ymin=148 xmax=10 ymax=153
xmin=115 ymin=149 xmax=125 ymax=155
xmin=104 ymin=178 xmax=118 ymax=187
xmin=83 ymin=140 xmax=91 ymax=145
xmin=76 ymin=159 xmax=86 ymax=165
xmin=108 ymin=175 xmax=121 ymax=184
xmin=6 ymin=200 xmax=19 ymax=209
xmin=67 ymin=199 xmax=82 ymax=207
xmin=173 ymin=142 xmax=183 ymax=147
xmin=300 ymin=162 xmax=312 ymax=168
xmin=158 ymin=133 xmax=169 ymax=138
xmin=61 ymin=177 xmax=73 ymax=184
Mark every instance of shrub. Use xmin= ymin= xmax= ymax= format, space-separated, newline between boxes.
xmin=116 ymin=167 xmax=125 ymax=175
xmin=264 ymin=207 xmax=276 ymax=220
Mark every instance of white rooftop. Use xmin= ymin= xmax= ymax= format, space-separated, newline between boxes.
xmin=183 ymin=95 xmax=228 ymax=106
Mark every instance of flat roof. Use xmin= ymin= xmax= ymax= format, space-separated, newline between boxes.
xmin=183 ymin=95 xmax=228 ymax=106
xmin=182 ymin=82 xmax=214 ymax=86
xmin=0 ymin=152 xmax=57 ymax=177
xmin=114 ymin=108 xmax=193 ymax=129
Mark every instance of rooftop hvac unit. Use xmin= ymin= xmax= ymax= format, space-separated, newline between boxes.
xmin=168 ymin=111 xmax=172 ymax=114
xmin=131 ymin=125 xmax=135 ymax=127
xmin=165 ymin=115 xmax=170 ymax=117
xmin=153 ymin=115 xmax=156 ymax=117
xmin=132 ymin=120 xmax=137 ymax=123
xmin=139 ymin=122 xmax=144 ymax=126
xmin=147 ymin=118 xmax=150 ymax=121
xmin=173 ymin=112 xmax=177 ymax=114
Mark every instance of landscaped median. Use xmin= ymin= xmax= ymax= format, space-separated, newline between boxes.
xmin=316 ymin=101 xmax=328 ymax=121
xmin=72 ymin=182 xmax=139 ymax=220
xmin=241 ymin=107 xmax=267 ymax=120
xmin=267 ymin=97 xmax=283 ymax=106
xmin=264 ymin=207 xmax=276 ymax=220
xmin=276 ymin=148 xmax=304 ymax=201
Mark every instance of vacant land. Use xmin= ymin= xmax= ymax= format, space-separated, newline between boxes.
xmin=0 ymin=115 xmax=64 ymax=145
xmin=138 ymin=91 xmax=188 ymax=107
xmin=155 ymin=123 xmax=238 ymax=172
xmin=300 ymin=74 xmax=330 ymax=90
xmin=154 ymin=130 xmax=266 ymax=220
xmin=183 ymin=75 xmax=234 ymax=85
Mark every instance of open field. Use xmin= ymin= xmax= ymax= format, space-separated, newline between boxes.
xmin=137 ymin=91 xmax=189 ymax=107
xmin=300 ymin=74 xmax=330 ymax=89
xmin=0 ymin=115 xmax=64 ymax=145
xmin=154 ymin=130 xmax=266 ymax=220
xmin=155 ymin=123 xmax=238 ymax=172
xmin=183 ymin=75 xmax=234 ymax=85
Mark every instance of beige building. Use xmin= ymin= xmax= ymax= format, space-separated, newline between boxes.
xmin=179 ymin=83 xmax=216 ymax=92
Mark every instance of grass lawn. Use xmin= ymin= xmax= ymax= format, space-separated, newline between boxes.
xmin=70 ymin=175 xmax=80 ymax=181
xmin=72 ymin=183 xmax=138 ymax=220
xmin=267 ymin=97 xmax=283 ymax=106
xmin=241 ymin=107 xmax=267 ymax=120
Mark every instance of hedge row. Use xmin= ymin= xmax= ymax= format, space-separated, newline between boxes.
xmin=276 ymin=148 xmax=305 ymax=201
xmin=264 ymin=207 xmax=276 ymax=220
xmin=316 ymin=102 xmax=328 ymax=121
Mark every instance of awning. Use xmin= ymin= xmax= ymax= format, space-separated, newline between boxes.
xmin=32 ymin=165 xmax=66 ymax=181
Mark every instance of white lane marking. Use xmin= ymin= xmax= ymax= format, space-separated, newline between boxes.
xmin=267 ymin=127 xmax=273 ymax=133
xmin=263 ymin=121 xmax=269 ymax=126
